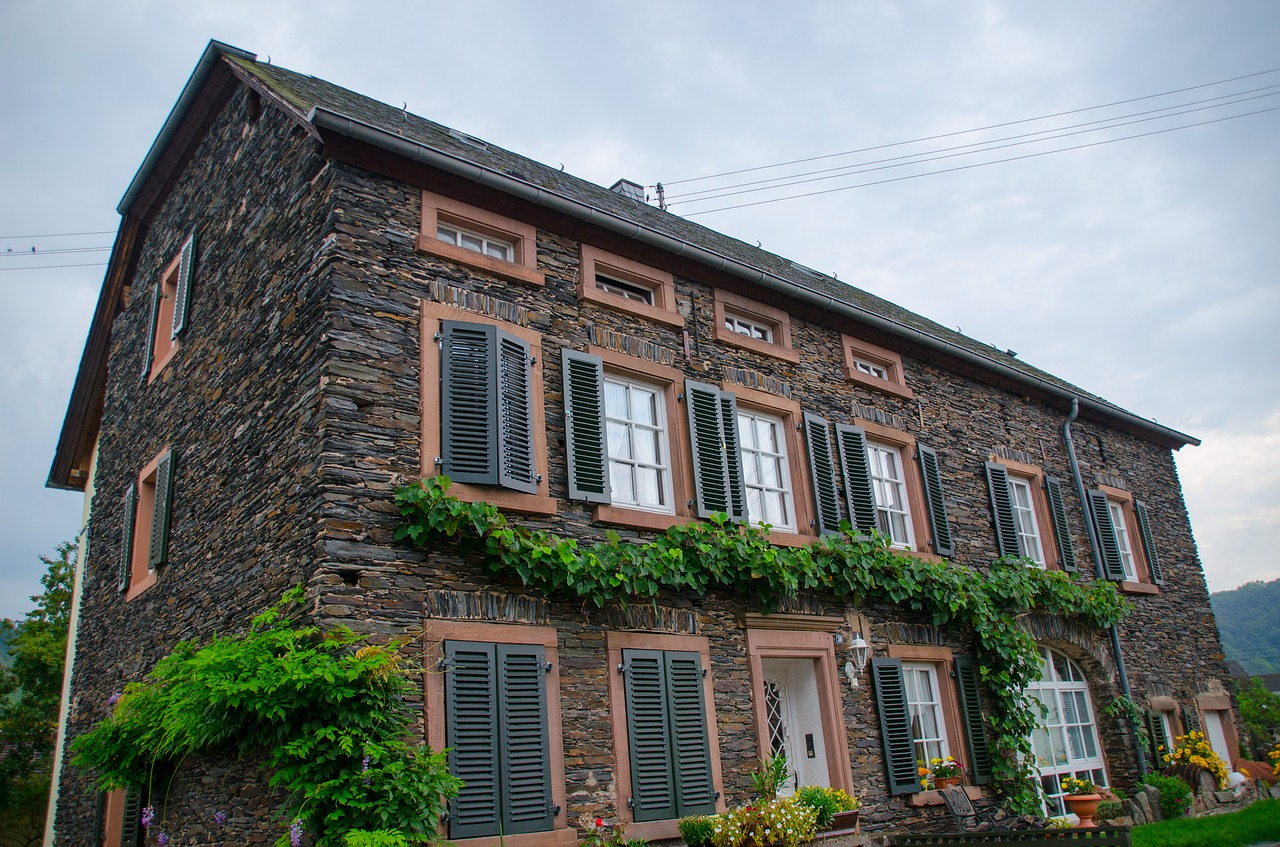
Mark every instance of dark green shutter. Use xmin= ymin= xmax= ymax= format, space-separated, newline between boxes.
xmin=441 ymin=321 xmax=499 ymax=485
xmin=953 ymin=657 xmax=992 ymax=785
xmin=803 ymin=413 xmax=841 ymax=535
xmin=148 ymin=449 xmax=175 ymax=570
xmin=1134 ymin=501 xmax=1164 ymax=585
xmin=718 ymin=393 xmax=747 ymax=523
xmin=171 ymin=231 xmax=196 ymax=339
xmin=561 ymin=349 xmax=609 ymax=503
xmin=141 ymin=284 xmax=160 ymax=381
xmin=870 ymin=658 xmax=921 ymax=796
xmin=916 ymin=444 xmax=954 ymax=557
xmin=496 ymin=332 xmax=538 ymax=493
xmin=665 ymin=652 xmax=717 ymax=816
xmin=445 ymin=641 xmax=502 ymax=838
xmin=120 ymin=788 xmax=143 ymax=847
xmin=623 ymin=649 xmax=677 ymax=821
xmin=686 ymin=381 xmax=733 ymax=519
xmin=1087 ymin=490 xmax=1126 ymax=580
xmin=1044 ymin=476 xmax=1078 ymax=572
xmin=983 ymin=462 xmax=1021 ymax=558
xmin=835 ymin=424 xmax=877 ymax=533
xmin=497 ymin=644 xmax=554 ymax=833
xmin=120 ymin=483 xmax=136 ymax=593
xmin=92 ymin=791 xmax=107 ymax=847
xmin=1148 ymin=710 xmax=1170 ymax=767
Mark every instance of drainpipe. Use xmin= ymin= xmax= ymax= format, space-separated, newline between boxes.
xmin=1063 ymin=398 xmax=1147 ymax=777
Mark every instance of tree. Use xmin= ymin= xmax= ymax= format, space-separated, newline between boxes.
xmin=0 ymin=541 xmax=75 ymax=846
xmin=1236 ymin=676 xmax=1280 ymax=760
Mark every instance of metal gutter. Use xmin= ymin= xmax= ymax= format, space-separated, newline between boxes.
xmin=1063 ymin=398 xmax=1147 ymax=777
xmin=308 ymin=106 xmax=1197 ymax=450
xmin=118 ymin=40 xmax=256 ymax=215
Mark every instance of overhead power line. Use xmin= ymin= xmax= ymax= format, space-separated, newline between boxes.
xmin=0 ymin=230 xmax=115 ymax=240
xmin=679 ymin=105 xmax=1280 ymax=217
xmin=1 ymin=246 xmax=111 ymax=258
xmin=0 ymin=262 xmax=107 ymax=272
xmin=668 ymin=91 xmax=1280 ymax=208
xmin=659 ymin=66 xmax=1280 ymax=188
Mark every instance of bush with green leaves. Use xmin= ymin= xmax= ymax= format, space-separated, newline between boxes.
xmin=1094 ymin=800 xmax=1123 ymax=822
xmin=396 ymin=477 xmax=1129 ymax=814
xmin=794 ymin=785 xmax=858 ymax=827
xmin=1141 ymin=773 xmax=1193 ymax=820
xmin=71 ymin=588 xmax=460 ymax=846
xmin=678 ymin=814 xmax=716 ymax=847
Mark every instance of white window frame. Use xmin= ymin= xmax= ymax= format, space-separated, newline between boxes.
xmin=437 ymin=222 xmax=515 ymax=262
xmin=1009 ymin=476 xmax=1046 ymax=566
xmin=724 ymin=312 xmax=774 ymax=343
xmin=902 ymin=662 xmax=950 ymax=766
xmin=596 ymin=273 xmax=655 ymax=305
xmin=604 ymin=375 xmax=674 ymax=514
xmin=1108 ymin=500 xmax=1138 ymax=580
xmin=867 ymin=441 xmax=914 ymax=549
xmin=852 ymin=357 xmax=889 ymax=380
xmin=1026 ymin=647 xmax=1108 ymax=818
xmin=737 ymin=409 xmax=796 ymax=532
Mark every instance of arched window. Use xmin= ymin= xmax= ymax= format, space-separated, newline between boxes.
xmin=1026 ymin=647 xmax=1108 ymax=816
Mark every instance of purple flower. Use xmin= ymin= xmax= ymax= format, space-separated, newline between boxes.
xmin=290 ymin=818 xmax=304 ymax=847
xmin=141 ymin=805 xmax=155 ymax=829
xmin=214 ymin=810 xmax=227 ymax=826
xmin=156 ymin=833 xmax=169 ymax=847
xmin=107 ymin=691 xmax=122 ymax=707
xmin=362 ymin=755 xmax=371 ymax=785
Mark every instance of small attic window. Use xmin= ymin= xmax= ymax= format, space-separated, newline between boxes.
xmin=447 ymin=129 xmax=488 ymax=150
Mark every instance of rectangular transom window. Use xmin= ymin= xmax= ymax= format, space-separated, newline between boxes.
xmin=737 ymin=409 xmax=795 ymax=532
xmin=852 ymin=358 xmax=888 ymax=380
xmin=867 ymin=442 xmax=914 ymax=548
xmin=724 ymin=312 xmax=774 ymax=342
xmin=438 ymin=222 xmax=515 ymax=262
xmin=605 ymin=375 xmax=673 ymax=513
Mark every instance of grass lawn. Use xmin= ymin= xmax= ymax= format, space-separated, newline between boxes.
xmin=1131 ymin=799 xmax=1280 ymax=847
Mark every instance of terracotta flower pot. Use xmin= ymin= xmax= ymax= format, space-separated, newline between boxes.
xmin=934 ymin=776 xmax=962 ymax=790
xmin=1065 ymin=793 xmax=1102 ymax=827
xmin=828 ymin=810 xmax=859 ymax=831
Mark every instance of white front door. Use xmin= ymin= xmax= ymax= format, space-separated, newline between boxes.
xmin=1202 ymin=710 xmax=1233 ymax=766
xmin=762 ymin=658 xmax=830 ymax=794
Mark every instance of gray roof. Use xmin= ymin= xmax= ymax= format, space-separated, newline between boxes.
xmin=234 ymin=52 xmax=1195 ymax=450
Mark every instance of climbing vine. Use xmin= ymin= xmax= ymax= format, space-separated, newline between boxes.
xmin=395 ymin=477 xmax=1129 ymax=814
xmin=71 ymin=588 xmax=460 ymax=846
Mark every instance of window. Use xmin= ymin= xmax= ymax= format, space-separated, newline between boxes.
xmin=578 ymin=245 xmax=682 ymax=327
xmin=605 ymin=375 xmax=673 ymax=514
xmin=1026 ymin=647 xmax=1108 ymax=817
xmin=737 ymin=409 xmax=796 ymax=532
xmin=834 ymin=421 xmax=953 ymax=556
xmin=871 ymin=651 xmax=992 ymax=797
xmin=903 ymin=663 xmax=950 ymax=764
xmin=143 ymin=232 xmax=195 ymax=383
xmin=868 ymin=442 xmax=914 ymax=549
xmin=597 ymin=273 xmax=654 ymax=305
xmin=437 ymin=221 xmax=515 ymax=262
xmin=983 ymin=461 xmax=1077 ymax=570
xmin=562 ymin=347 xmax=694 ymax=531
xmin=424 ymin=623 xmax=572 ymax=847
xmin=417 ymin=190 xmax=544 ymax=287
xmin=1086 ymin=486 xmax=1164 ymax=588
xmin=607 ymin=632 xmax=721 ymax=837
xmin=712 ymin=289 xmax=797 ymax=362
xmin=100 ymin=786 xmax=146 ymax=847
xmin=1147 ymin=707 xmax=1177 ymax=766
xmin=119 ymin=448 xmax=176 ymax=601
xmin=421 ymin=302 xmax=554 ymax=515
xmin=681 ymin=380 xmax=823 ymax=542
xmin=841 ymin=335 xmax=913 ymax=399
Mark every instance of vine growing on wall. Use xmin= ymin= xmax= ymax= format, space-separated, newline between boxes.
xmin=395 ymin=477 xmax=1130 ymax=814
xmin=71 ymin=588 xmax=460 ymax=846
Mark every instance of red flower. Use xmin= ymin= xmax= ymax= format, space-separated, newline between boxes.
xmin=595 ymin=818 xmax=604 ymax=828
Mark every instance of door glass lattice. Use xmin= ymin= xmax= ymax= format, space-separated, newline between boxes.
xmin=764 ymin=678 xmax=791 ymax=760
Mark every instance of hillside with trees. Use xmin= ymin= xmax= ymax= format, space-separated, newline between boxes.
xmin=1211 ymin=577 xmax=1280 ymax=674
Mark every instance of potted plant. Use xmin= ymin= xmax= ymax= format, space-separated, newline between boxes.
xmin=795 ymin=786 xmax=860 ymax=830
xmin=1060 ymin=777 xmax=1102 ymax=827
xmin=927 ymin=755 xmax=965 ymax=789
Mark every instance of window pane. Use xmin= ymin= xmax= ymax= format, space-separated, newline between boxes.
xmin=461 ymin=233 xmax=484 ymax=252
xmin=604 ymin=381 xmax=629 ymax=418
xmin=610 ymin=461 xmax=634 ymax=502
xmin=607 ymin=421 xmax=631 ymax=460
xmin=636 ymin=467 xmax=662 ymax=507
xmin=635 ymin=428 xmax=659 ymax=465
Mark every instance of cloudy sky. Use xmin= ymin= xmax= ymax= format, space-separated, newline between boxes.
xmin=1 ymin=1 xmax=1276 ymax=619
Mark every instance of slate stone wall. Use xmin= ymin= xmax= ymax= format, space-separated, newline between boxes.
xmin=55 ymin=88 xmax=337 ymax=846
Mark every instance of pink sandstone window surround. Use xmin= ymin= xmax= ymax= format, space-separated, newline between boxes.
xmin=147 ymin=252 xmax=183 ymax=383
xmin=577 ymin=244 xmax=683 ymax=328
xmin=841 ymin=335 xmax=914 ymax=399
xmin=416 ymin=190 xmax=546 ymax=288
xmin=125 ymin=448 xmax=169 ymax=601
xmin=712 ymin=289 xmax=799 ymax=363
xmin=1097 ymin=484 xmax=1159 ymax=593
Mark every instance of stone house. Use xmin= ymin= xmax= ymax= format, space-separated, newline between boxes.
xmin=47 ymin=41 xmax=1237 ymax=846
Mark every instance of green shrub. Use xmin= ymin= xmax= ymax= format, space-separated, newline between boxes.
xmin=1142 ymin=773 xmax=1193 ymax=820
xmin=795 ymin=785 xmax=859 ymax=827
xmin=750 ymin=753 xmax=791 ymax=800
xmin=1094 ymin=800 xmax=1123 ymax=822
xmin=343 ymin=831 xmax=409 ymax=847
xmin=678 ymin=815 xmax=716 ymax=847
